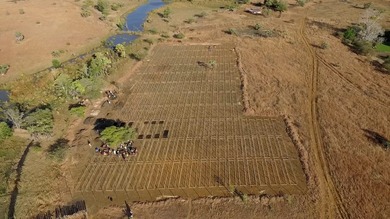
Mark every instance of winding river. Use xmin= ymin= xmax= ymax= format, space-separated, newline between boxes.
xmin=107 ymin=0 xmax=166 ymax=45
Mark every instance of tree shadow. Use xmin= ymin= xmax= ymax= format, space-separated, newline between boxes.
xmin=8 ymin=141 xmax=35 ymax=219
xmin=93 ymin=118 xmax=126 ymax=132
xmin=123 ymin=201 xmax=133 ymax=218
xmin=48 ymin=138 xmax=69 ymax=154
xmin=363 ymin=129 xmax=389 ymax=150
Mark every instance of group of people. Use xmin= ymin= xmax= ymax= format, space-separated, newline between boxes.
xmin=105 ymin=90 xmax=117 ymax=104
xmin=95 ymin=140 xmax=138 ymax=160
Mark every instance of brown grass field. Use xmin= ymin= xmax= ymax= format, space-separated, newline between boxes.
xmin=70 ymin=44 xmax=307 ymax=209
xmin=5 ymin=0 xmax=390 ymax=218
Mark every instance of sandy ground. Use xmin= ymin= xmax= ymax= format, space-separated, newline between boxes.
xmin=10 ymin=0 xmax=390 ymax=218
xmin=0 ymin=0 xmax=143 ymax=82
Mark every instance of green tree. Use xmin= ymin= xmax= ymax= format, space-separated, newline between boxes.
xmin=88 ymin=52 xmax=112 ymax=77
xmin=96 ymin=0 xmax=109 ymax=15
xmin=22 ymin=108 xmax=53 ymax=136
xmin=0 ymin=103 xmax=24 ymax=129
xmin=0 ymin=122 xmax=12 ymax=141
xmin=115 ymin=44 xmax=126 ymax=58
xmin=52 ymin=59 xmax=61 ymax=68
xmin=100 ymin=126 xmax=136 ymax=146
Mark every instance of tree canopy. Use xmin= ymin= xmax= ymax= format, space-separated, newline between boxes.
xmin=100 ymin=126 xmax=136 ymax=146
xmin=0 ymin=122 xmax=12 ymax=141
xmin=22 ymin=108 xmax=53 ymax=136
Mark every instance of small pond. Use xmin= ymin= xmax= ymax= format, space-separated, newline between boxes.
xmin=107 ymin=0 xmax=166 ymax=46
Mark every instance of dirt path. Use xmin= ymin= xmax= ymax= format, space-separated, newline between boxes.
xmin=299 ymin=18 xmax=349 ymax=219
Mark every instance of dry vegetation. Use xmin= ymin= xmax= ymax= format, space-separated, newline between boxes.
xmin=2 ymin=0 xmax=390 ymax=218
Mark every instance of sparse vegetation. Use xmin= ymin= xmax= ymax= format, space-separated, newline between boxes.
xmin=111 ymin=2 xmax=123 ymax=11
xmin=0 ymin=64 xmax=10 ymax=75
xmin=264 ymin=0 xmax=288 ymax=13
xmin=52 ymin=59 xmax=61 ymax=68
xmin=0 ymin=122 xmax=12 ymax=142
xmin=296 ymin=0 xmax=306 ymax=7
xmin=162 ymin=7 xmax=171 ymax=18
xmin=225 ymin=28 xmax=237 ymax=35
xmin=320 ymin=41 xmax=329 ymax=49
xmin=96 ymin=0 xmax=110 ymax=16
xmin=173 ymin=33 xmax=185 ymax=39
xmin=69 ymin=106 xmax=86 ymax=117
xmin=15 ymin=31 xmax=24 ymax=42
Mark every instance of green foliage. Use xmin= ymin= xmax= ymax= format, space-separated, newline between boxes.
xmin=225 ymin=28 xmax=237 ymax=35
xmin=148 ymin=28 xmax=158 ymax=34
xmin=0 ymin=64 xmax=10 ymax=75
xmin=87 ymin=52 xmax=112 ymax=77
xmin=343 ymin=26 xmax=358 ymax=44
xmin=161 ymin=32 xmax=170 ymax=38
xmin=100 ymin=126 xmax=136 ymax=146
xmin=69 ymin=106 xmax=85 ymax=117
xmin=81 ymin=8 xmax=91 ymax=17
xmin=296 ymin=0 xmax=306 ymax=7
xmin=265 ymin=0 xmax=288 ymax=12
xmin=116 ymin=19 xmax=126 ymax=30
xmin=144 ymin=38 xmax=154 ymax=45
xmin=22 ymin=108 xmax=53 ymax=136
xmin=111 ymin=3 xmax=123 ymax=11
xmin=130 ymin=51 xmax=147 ymax=61
xmin=254 ymin=23 xmax=261 ymax=30
xmin=353 ymin=40 xmax=373 ymax=55
xmin=162 ymin=7 xmax=171 ymax=18
xmin=115 ymin=44 xmax=126 ymax=58
xmin=96 ymin=0 xmax=110 ymax=15
xmin=375 ymin=43 xmax=390 ymax=52
xmin=52 ymin=59 xmax=61 ymax=68
xmin=0 ymin=122 xmax=12 ymax=141
xmin=173 ymin=33 xmax=185 ymax=39
xmin=382 ymin=57 xmax=390 ymax=72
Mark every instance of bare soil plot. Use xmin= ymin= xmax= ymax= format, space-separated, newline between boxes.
xmin=71 ymin=44 xmax=306 ymax=206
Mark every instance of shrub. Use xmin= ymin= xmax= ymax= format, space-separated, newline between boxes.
xmin=343 ymin=26 xmax=358 ymax=44
xmin=363 ymin=2 xmax=371 ymax=9
xmin=296 ymin=0 xmax=306 ymax=7
xmin=81 ymin=9 xmax=91 ymax=17
xmin=0 ymin=122 xmax=12 ymax=141
xmin=144 ymin=38 xmax=154 ymax=45
xmin=320 ymin=41 xmax=329 ymax=49
xmin=96 ymin=0 xmax=109 ymax=14
xmin=130 ymin=52 xmax=147 ymax=61
xmin=265 ymin=0 xmax=288 ymax=12
xmin=100 ymin=126 xmax=136 ymax=146
xmin=194 ymin=12 xmax=207 ymax=18
xmin=0 ymin=64 xmax=10 ymax=75
xmin=47 ymin=138 xmax=68 ymax=160
xmin=69 ymin=106 xmax=86 ymax=117
xmin=15 ymin=32 xmax=24 ymax=42
xmin=382 ymin=57 xmax=390 ymax=72
xmin=254 ymin=23 xmax=261 ymax=30
xmin=111 ymin=3 xmax=123 ymax=11
xmin=162 ymin=7 xmax=171 ymax=18
xmin=184 ymin=18 xmax=195 ymax=24
xmin=115 ymin=44 xmax=126 ymax=58
xmin=161 ymin=33 xmax=170 ymax=38
xmin=173 ymin=33 xmax=185 ymax=39
xmin=52 ymin=59 xmax=61 ymax=68
xmin=23 ymin=108 xmax=53 ymax=136
xmin=225 ymin=28 xmax=237 ymax=35
xmin=353 ymin=40 xmax=373 ymax=55
xmin=148 ymin=28 xmax=158 ymax=34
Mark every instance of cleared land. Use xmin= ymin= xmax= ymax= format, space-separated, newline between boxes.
xmin=72 ymin=44 xmax=306 ymax=205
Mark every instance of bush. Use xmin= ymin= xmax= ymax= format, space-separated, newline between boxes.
xmin=100 ymin=126 xmax=136 ymax=146
xmin=52 ymin=59 xmax=61 ymax=68
xmin=96 ymin=0 xmax=109 ymax=14
xmin=115 ymin=44 xmax=126 ymax=58
xmin=265 ymin=0 xmax=288 ymax=12
xmin=343 ymin=26 xmax=359 ymax=44
xmin=363 ymin=2 xmax=371 ymax=9
xmin=130 ymin=51 xmax=147 ymax=61
xmin=225 ymin=28 xmax=237 ymax=35
xmin=144 ymin=38 xmax=154 ymax=45
xmin=353 ymin=40 xmax=373 ymax=55
xmin=148 ymin=28 xmax=158 ymax=34
xmin=382 ymin=57 xmax=390 ymax=72
xmin=296 ymin=0 xmax=306 ymax=7
xmin=81 ymin=8 xmax=91 ymax=17
xmin=162 ymin=7 xmax=171 ymax=18
xmin=0 ymin=122 xmax=12 ymax=141
xmin=320 ymin=41 xmax=329 ymax=49
xmin=173 ymin=33 xmax=185 ymax=39
xmin=69 ymin=106 xmax=86 ymax=117
xmin=161 ymin=33 xmax=170 ymax=38
xmin=254 ymin=23 xmax=261 ymax=30
xmin=47 ymin=138 xmax=68 ymax=160
xmin=23 ymin=108 xmax=53 ymax=136
xmin=111 ymin=3 xmax=123 ymax=11
xmin=0 ymin=64 xmax=10 ymax=75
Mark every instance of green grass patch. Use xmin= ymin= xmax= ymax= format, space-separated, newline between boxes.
xmin=69 ymin=106 xmax=86 ymax=117
xmin=376 ymin=43 xmax=390 ymax=52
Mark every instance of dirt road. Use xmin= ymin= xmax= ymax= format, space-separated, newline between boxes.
xmin=299 ymin=17 xmax=349 ymax=219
